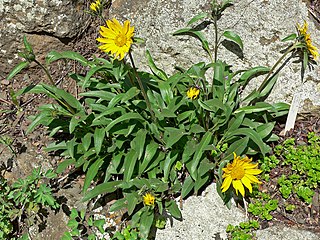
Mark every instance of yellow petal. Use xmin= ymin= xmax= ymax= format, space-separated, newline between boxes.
xmin=232 ymin=180 xmax=245 ymax=197
xmin=241 ymin=176 xmax=253 ymax=193
xmin=221 ymin=176 xmax=232 ymax=192
xmin=245 ymin=174 xmax=262 ymax=184
xmin=245 ymin=168 xmax=262 ymax=175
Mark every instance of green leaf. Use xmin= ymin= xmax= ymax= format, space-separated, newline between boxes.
xmin=187 ymin=12 xmax=208 ymax=25
xmin=259 ymin=74 xmax=279 ymax=97
xmin=26 ymin=111 xmax=52 ymax=134
xmin=257 ymin=122 xmax=275 ymax=139
xmin=83 ymin=157 xmax=104 ymax=193
xmin=166 ymin=200 xmax=182 ymax=219
xmin=109 ymin=198 xmax=127 ymax=212
xmin=227 ymin=112 xmax=245 ymax=132
xmin=46 ymin=50 xmax=91 ymax=67
xmin=146 ymin=50 xmax=168 ymax=81
xmin=182 ymin=139 xmax=197 ymax=162
xmin=23 ymin=35 xmax=33 ymax=53
xmin=94 ymin=128 xmax=105 ymax=155
xmin=82 ymin=65 xmax=113 ymax=89
xmin=126 ymin=193 xmax=139 ymax=215
xmin=164 ymin=127 xmax=187 ymax=148
xmin=234 ymin=104 xmax=274 ymax=114
xmin=224 ymin=137 xmax=249 ymax=161
xmin=238 ymin=66 xmax=269 ymax=86
xmin=105 ymin=112 xmax=144 ymax=132
xmin=303 ymin=50 xmax=308 ymax=71
xmin=198 ymin=99 xmax=225 ymax=112
xmin=139 ymin=208 xmax=154 ymax=238
xmin=66 ymin=139 xmax=77 ymax=159
xmin=181 ymin=175 xmax=194 ymax=198
xmin=82 ymin=181 xmax=122 ymax=202
xmin=124 ymin=149 xmax=138 ymax=182
xmin=139 ymin=141 xmax=159 ymax=174
xmin=225 ymin=128 xmax=269 ymax=155
xmin=40 ymin=84 xmax=83 ymax=111
xmin=173 ymin=28 xmax=211 ymax=56
xmin=131 ymin=129 xmax=147 ymax=159
xmin=189 ymin=132 xmax=212 ymax=180
xmin=79 ymin=90 xmax=116 ymax=101
xmin=281 ymin=33 xmax=297 ymax=42
xmin=223 ymin=30 xmax=243 ymax=50
xmin=159 ymin=81 xmax=173 ymax=104
xmin=82 ymin=133 xmax=92 ymax=152
xmin=163 ymin=152 xmax=179 ymax=181
xmin=6 ymin=61 xmax=29 ymax=80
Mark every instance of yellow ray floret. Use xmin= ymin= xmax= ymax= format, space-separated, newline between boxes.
xmin=143 ymin=193 xmax=155 ymax=206
xmin=187 ymin=87 xmax=200 ymax=100
xmin=90 ymin=0 xmax=101 ymax=13
xmin=221 ymin=153 xmax=262 ymax=197
xmin=297 ymin=21 xmax=319 ymax=60
xmin=97 ymin=18 xmax=134 ymax=60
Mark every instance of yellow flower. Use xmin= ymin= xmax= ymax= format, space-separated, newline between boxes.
xmin=90 ymin=0 xmax=101 ymax=13
xmin=187 ymin=87 xmax=200 ymax=100
xmin=143 ymin=193 xmax=155 ymax=206
xmin=221 ymin=153 xmax=262 ymax=197
xmin=96 ymin=18 xmax=134 ymax=60
xmin=297 ymin=21 xmax=319 ymax=60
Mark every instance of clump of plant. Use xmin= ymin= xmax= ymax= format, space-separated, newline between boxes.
xmin=0 ymin=168 xmax=59 ymax=239
xmin=7 ymin=0 xmax=318 ymax=238
xmin=253 ymin=131 xmax=320 ymax=226
xmin=276 ymin=133 xmax=320 ymax=203
xmin=226 ymin=220 xmax=260 ymax=240
xmin=62 ymin=208 xmax=111 ymax=240
xmin=247 ymin=192 xmax=278 ymax=220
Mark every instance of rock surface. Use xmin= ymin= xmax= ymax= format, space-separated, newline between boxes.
xmin=0 ymin=0 xmax=90 ymax=78
xmin=111 ymin=0 xmax=320 ymax=107
xmin=155 ymin=184 xmax=320 ymax=240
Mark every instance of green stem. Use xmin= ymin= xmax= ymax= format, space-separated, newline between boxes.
xmin=213 ymin=15 xmax=218 ymax=63
xmin=257 ymin=43 xmax=298 ymax=93
xmin=34 ymin=59 xmax=55 ymax=85
xmin=128 ymin=51 xmax=156 ymax=122
xmin=210 ymin=15 xmax=219 ymax=95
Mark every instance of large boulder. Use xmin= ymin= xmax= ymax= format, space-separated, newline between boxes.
xmin=110 ymin=0 xmax=320 ymax=105
xmin=0 ymin=0 xmax=90 ymax=79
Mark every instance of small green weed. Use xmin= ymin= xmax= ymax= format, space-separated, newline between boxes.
xmin=62 ymin=208 xmax=109 ymax=240
xmin=248 ymin=192 xmax=278 ymax=220
xmin=275 ymin=132 xmax=319 ymax=203
xmin=0 ymin=168 xmax=58 ymax=239
xmin=226 ymin=220 xmax=260 ymax=240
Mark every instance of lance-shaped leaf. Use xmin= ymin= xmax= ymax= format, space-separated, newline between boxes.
xmin=223 ymin=30 xmax=243 ymax=50
xmin=173 ymin=28 xmax=211 ymax=56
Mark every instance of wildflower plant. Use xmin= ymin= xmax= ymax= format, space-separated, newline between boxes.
xmin=7 ymin=0 xmax=318 ymax=238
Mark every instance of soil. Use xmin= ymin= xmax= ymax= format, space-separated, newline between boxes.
xmin=254 ymin=116 xmax=320 ymax=235
xmin=0 ymin=1 xmax=320 ymax=239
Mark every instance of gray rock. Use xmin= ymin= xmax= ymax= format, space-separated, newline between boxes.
xmin=111 ymin=0 xmax=320 ymax=106
xmin=0 ymin=0 xmax=90 ymax=78
xmin=155 ymin=184 xmax=320 ymax=240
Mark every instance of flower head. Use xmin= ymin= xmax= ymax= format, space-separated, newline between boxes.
xmin=90 ymin=0 xmax=101 ymax=13
xmin=187 ymin=87 xmax=200 ymax=100
xmin=143 ymin=193 xmax=155 ymax=206
xmin=221 ymin=153 xmax=262 ymax=197
xmin=96 ymin=18 xmax=134 ymax=60
xmin=297 ymin=21 xmax=319 ymax=60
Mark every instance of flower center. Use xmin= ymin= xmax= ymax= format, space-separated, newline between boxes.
xmin=115 ymin=34 xmax=127 ymax=47
xmin=230 ymin=165 xmax=245 ymax=180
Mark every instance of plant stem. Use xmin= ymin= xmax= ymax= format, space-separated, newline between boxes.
xmin=128 ymin=51 xmax=156 ymax=122
xmin=257 ymin=43 xmax=297 ymax=93
xmin=34 ymin=59 xmax=55 ymax=85
xmin=210 ymin=15 xmax=219 ymax=96
xmin=213 ymin=15 xmax=218 ymax=63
